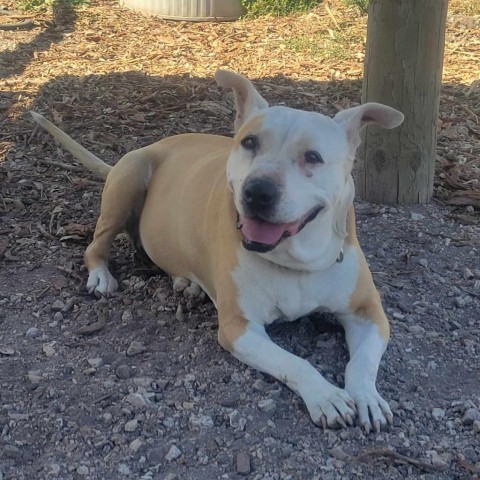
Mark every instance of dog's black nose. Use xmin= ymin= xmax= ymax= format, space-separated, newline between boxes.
xmin=242 ymin=177 xmax=279 ymax=214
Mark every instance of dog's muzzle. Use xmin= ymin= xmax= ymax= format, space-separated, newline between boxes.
xmin=242 ymin=176 xmax=279 ymax=217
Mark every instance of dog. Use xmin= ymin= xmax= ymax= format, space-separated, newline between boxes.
xmin=32 ymin=70 xmax=403 ymax=433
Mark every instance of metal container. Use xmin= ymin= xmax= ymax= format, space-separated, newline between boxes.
xmin=121 ymin=0 xmax=246 ymax=21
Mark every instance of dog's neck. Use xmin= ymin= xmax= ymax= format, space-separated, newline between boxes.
xmin=257 ymin=208 xmax=347 ymax=272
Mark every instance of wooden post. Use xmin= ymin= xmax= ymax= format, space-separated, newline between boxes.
xmin=357 ymin=0 xmax=448 ymax=204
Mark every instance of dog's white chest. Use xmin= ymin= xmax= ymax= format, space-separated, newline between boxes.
xmin=233 ymin=245 xmax=359 ymax=325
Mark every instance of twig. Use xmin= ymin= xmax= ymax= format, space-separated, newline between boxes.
xmin=74 ymin=312 xmax=107 ymax=336
xmin=324 ymin=2 xmax=341 ymax=30
xmin=353 ymin=447 xmax=446 ymax=473
xmin=37 ymin=159 xmax=85 ymax=173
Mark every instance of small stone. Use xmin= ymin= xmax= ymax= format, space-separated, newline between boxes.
xmin=330 ymin=446 xmax=349 ymax=461
xmin=127 ymin=341 xmax=147 ymax=356
xmin=432 ymin=408 xmax=446 ymax=421
xmin=472 ymin=420 xmax=480 ymax=432
xmin=463 ymin=267 xmax=475 ymax=280
xmin=175 ymin=303 xmax=185 ymax=322
xmin=28 ymin=370 xmax=43 ymax=383
xmin=409 ymin=325 xmax=425 ymax=335
xmin=389 ymin=207 xmax=398 ymax=214
xmin=116 ymin=364 xmax=132 ymax=379
xmin=1 ymin=445 xmax=21 ymax=460
xmin=42 ymin=342 xmax=56 ymax=357
xmin=236 ymin=451 xmax=251 ymax=475
xmin=165 ymin=445 xmax=181 ymax=461
xmin=454 ymin=296 xmax=466 ymax=308
xmin=51 ymin=300 xmax=65 ymax=311
xmin=125 ymin=393 xmax=149 ymax=409
xmin=76 ymin=465 xmax=89 ymax=476
xmin=419 ymin=258 xmax=428 ymax=268
xmin=53 ymin=311 xmax=63 ymax=322
xmin=229 ymin=410 xmax=247 ymax=430
xmin=125 ymin=419 xmax=139 ymax=432
xmin=87 ymin=357 xmax=103 ymax=368
xmin=411 ymin=212 xmax=424 ymax=221
xmin=26 ymin=327 xmax=40 ymax=338
xmin=189 ymin=414 xmax=214 ymax=428
xmin=129 ymin=438 xmax=143 ymax=453
xmin=258 ymin=399 xmax=276 ymax=415
xmin=427 ymin=450 xmax=449 ymax=470
xmin=117 ymin=464 xmax=131 ymax=476
xmin=121 ymin=309 xmax=133 ymax=323
xmin=0 ymin=346 xmax=14 ymax=356
xmin=466 ymin=205 xmax=475 ymax=214
xmin=462 ymin=408 xmax=480 ymax=425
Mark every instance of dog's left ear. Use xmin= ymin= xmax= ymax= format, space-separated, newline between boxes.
xmin=334 ymin=103 xmax=404 ymax=154
xmin=215 ymin=70 xmax=268 ymax=131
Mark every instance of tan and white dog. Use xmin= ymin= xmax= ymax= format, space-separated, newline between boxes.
xmin=32 ymin=70 xmax=403 ymax=433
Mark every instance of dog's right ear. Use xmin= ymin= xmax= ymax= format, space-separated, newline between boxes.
xmin=215 ymin=70 xmax=268 ymax=131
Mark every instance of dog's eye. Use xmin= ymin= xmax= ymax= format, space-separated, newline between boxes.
xmin=241 ymin=135 xmax=259 ymax=151
xmin=304 ymin=151 xmax=324 ymax=165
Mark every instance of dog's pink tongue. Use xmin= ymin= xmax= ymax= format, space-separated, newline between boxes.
xmin=240 ymin=216 xmax=286 ymax=245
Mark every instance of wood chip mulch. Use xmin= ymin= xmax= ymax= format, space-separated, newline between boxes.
xmin=0 ymin=0 xmax=479 ymax=211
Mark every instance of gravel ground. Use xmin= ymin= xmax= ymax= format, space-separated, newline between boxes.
xmin=0 ymin=2 xmax=479 ymax=477
xmin=1 ymin=186 xmax=479 ymax=479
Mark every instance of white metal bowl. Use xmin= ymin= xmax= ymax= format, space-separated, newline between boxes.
xmin=121 ymin=0 xmax=246 ymax=21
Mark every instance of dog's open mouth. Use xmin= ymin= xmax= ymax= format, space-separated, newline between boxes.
xmin=238 ymin=206 xmax=323 ymax=253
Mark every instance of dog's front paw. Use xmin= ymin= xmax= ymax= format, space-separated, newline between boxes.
xmin=347 ymin=386 xmax=393 ymax=433
xmin=87 ymin=264 xmax=118 ymax=296
xmin=304 ymin=386 xmax=356 ymax=429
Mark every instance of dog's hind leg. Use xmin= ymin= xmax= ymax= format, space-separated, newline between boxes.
xmin=85 ymin=154 xmax=151 ymax=296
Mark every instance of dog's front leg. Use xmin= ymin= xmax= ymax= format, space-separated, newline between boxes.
xmin=218 ymin=317 xmax=356 ymax=428
xmin=337 ymin=306 xmax=392 ymax=434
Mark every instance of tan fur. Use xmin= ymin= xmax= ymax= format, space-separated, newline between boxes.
xmin=346 ymin=208 xmax=390 ymax=341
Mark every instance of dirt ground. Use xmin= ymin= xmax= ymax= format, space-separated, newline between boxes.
xmin=1 ymin=1 xmax=479 ymax=479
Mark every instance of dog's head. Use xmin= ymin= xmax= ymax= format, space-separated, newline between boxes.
xmin=216 ymin=70 xmax=403 ymax=263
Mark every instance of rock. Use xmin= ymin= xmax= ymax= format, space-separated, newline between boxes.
xmin=28 ymin=370 xmax=43 ymax=383
xmin=236 ymin=451 xmax=251 ymax=475
xmin=189 ymin=414 xmax=214 ymax=428
xmin=411 ymin=212 xmax=424 ymax=221
xmin=229 ymin=410 xmax=247 ymax=431
xmin=426 ymin=450 xmax=449 ymax=470
xmin=1 ymin=445 xmax=21 ymax=460
xmin=121 ymin=309 xmax=133 ymax=323
xmin=127 ymin=341 xmax=147 ymax=356
xmin=175 ymin=303 xmax=185 ymax=322
xmin=165 ymin=445 xmax=182 ymax=461
xmin=432 ymin=408 xmax=446 ymax=421
xmin=329 ymin=446 xmax=349 ymax=461
xmin=51 ymin=300 xmax=65 ymax=311
xmin=125 ymin=393 xmax=149 ymax=409
xmin=419 ymin=258 xmax=428 ymax=268
xmin=116 ymin=364 xmax=132 ymax=379
xmin=53 ymin=311 xmax=63 ymax=322
xmin=76 ymin=465 xmax=89 ymax=475
xmin=454 ymin=296 xmax=466 ymax=308
xmin=472 ymin=420 xmax=480 ymax=432
xmin=0 ymin=346 xmax=14 ymax=356
xmin=129 ymin=438 xmax=143 ymax=453
xmin=125 ymin=419 xmax=139 ymax=432
xmin=236 ymin=450 xmax=252 ymax=475
xmin=462 ymin=408 xmax=480 ymax=425
xmin=42 ymin=342 xmax=56 ymax=357
xmin=258 ymin=399 xmax=276 ymax=415
xmin=87 ymin=357 xmax=103 ymax=368
xmin=118 ymin=464 xmax=131 ymax=476
xmin=26 ymin=327 xmax=40 ymax=338
xmin=463 ymin=267 xmax=475 ymax=280
xmin=409 ymin=325 xmax=425 ymax=335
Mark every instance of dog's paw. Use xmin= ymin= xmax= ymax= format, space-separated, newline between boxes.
xmin=87 ymin=264 xmax=118 ymax=296
xmin=305 ymin=386 xmax=356 ymax=429
xmin=347 ymin=387 xmax=393 ymax=433
xmin=172 ymin=277 xmax=206 ymax=303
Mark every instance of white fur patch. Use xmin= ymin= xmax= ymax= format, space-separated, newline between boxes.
xmin=86 ymin=263 xmax=118 ymax=295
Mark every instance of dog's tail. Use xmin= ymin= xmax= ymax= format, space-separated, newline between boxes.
xmin=31 ymin=111 xmax=112 ymax=179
